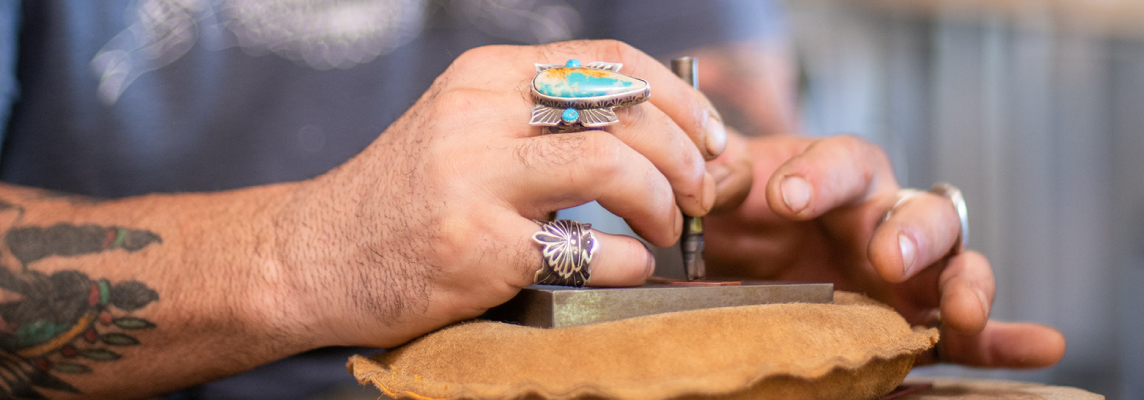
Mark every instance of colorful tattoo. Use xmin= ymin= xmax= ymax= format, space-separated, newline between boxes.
xmin=0 ymin=202 xmax=160 ymax=398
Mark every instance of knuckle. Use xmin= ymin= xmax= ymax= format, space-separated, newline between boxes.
xmin=517 ymin=131 xmax=625 ymax=178
xmin=433 ymin=87 xmax=483 ymax=111
xmin=825 ymin=134 xmax=868 ymax=152
xmin=435 ymin=213 xmax=515 ymax=279
xmin=831 ymin=134 xmax=888 ymax=162
xmin=515 ymin=133 xmax=585 ymax=169
xmin=678 ymin=140 xmax=707 ymax=180
xmin=436 ymin=218 xmax=473 ymax=264
xmin=418 ymin=77 xmax=487 ymax=115
xmin=813 ymin=135 xmax=890 ymax=181
xmin=599 ymin=39 xmax=635 ymax=61
xmin=603 ymin=40 xmax=647 ymax=75
xmin=690 ymin=99 xmax=713 ymax=139
xmin=579 ymin=132 xmax=626 ymax=176
xmin=453 ymin=45 xmax=498 ymax=70
xmin=614 ymin=106 xmax=704 ymax=187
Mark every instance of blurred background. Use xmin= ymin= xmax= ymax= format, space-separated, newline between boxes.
xmin=784 ymin=0 xmax=1143 ymax=397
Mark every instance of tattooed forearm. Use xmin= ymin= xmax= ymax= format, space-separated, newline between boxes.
xmin=0 ymin=201 xmax=160 ymax=398
xmin=6 ymin=225 xmax=160 ymax=266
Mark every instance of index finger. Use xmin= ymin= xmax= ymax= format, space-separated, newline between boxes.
xmin=919 ymin=320 xmax=1066 ymax=368
xmin=764 ymin=135 xmax=898 ymax=220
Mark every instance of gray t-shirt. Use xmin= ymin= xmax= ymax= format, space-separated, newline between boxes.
xmin=1 ymin=0 xmax=783 ymax=197
xmin=0 ymin=1 xmax=784 ymax=398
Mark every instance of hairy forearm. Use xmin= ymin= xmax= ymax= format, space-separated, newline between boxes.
xmin=0 ymin=183 xmax=315 ymax=399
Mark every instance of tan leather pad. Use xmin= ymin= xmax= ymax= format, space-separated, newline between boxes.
xmin=348 ymin=292 xmax=939 ymax=399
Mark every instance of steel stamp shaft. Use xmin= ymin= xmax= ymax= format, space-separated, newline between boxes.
xmin=672 ymin=56 xmax=705 ymax=281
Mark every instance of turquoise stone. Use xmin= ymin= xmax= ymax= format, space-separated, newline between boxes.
xmin=533 ymin=68 xmax=644 ymax=99
xmin=565 ymin=59 xmax=581 ymax=68
xmin=561 ymin=108 xmax=579 ymax=123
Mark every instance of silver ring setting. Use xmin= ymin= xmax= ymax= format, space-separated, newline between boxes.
xmin=529 ymin=59 xmax=650 ymax=131
xmin=880 ymin=188 xmax=923 ymax=225
xmin=881 ymin=183 xmax=969 ymax=255
xmin=929 ymin=183 xmax=968 ymax=254
xmin=532 ymin=219 xmax=597 ymax=287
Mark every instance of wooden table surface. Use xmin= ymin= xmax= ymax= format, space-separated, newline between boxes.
xmin=882 ymin=378 xmax=1104 ymax=400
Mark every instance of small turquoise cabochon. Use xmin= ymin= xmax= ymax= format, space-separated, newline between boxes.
xmin=561 ymin=108 xmax=579 ymax=122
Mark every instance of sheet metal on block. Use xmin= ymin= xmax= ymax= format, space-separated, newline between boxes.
xmin=482 ymin=282 xmax=834 ymax=328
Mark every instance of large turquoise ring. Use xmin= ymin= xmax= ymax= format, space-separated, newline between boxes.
xmin=529 ymin=59 xmax=650 ymax=131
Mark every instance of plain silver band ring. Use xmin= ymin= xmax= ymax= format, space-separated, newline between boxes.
xmin=881 ymin=183 xmax=969 ymax=255
xmin=880 ymin=189 xmax=924 ymax=225
xmin=531 ymin=219 xmax=597 ymax=287
xmin=929 ymin=183 xmax=969 ymax=255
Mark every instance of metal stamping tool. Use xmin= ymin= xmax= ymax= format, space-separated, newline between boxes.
xmin=673 ymin=56 xmax=705 ymax=281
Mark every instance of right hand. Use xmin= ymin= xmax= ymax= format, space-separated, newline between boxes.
xmin=271 ymin=40 xmax=746 ymax=348
xmin=704 ymin=134 xmax=1065 ymax=369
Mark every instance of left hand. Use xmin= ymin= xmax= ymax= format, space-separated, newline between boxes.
xmin=704 ymin=133 xmax=1066 ymax=368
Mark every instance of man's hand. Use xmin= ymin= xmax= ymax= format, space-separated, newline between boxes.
xmin=273 ymin=40 xmax=731 ymax=348
xmin=705 ymin=134 xmax=1067 ymax=369
xmin=0 ymin=40 xmax=738 ymax=398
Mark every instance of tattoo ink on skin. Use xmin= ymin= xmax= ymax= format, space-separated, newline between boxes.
xmin=0 ymin=202 xmax=161 ymax=398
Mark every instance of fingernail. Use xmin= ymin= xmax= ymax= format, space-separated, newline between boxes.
xmin=899 ymin=233 xmax=917 ymax=277
xmin=704 ymin=115 xmax=727 ymax=159
xmin=707 ymin=163 xmax=730 ymax=183
xmin=780 ymin=176 xmax=810 ymax=214
xmin=973 ymin=287 xmax=990 ymax=317
xmin=701 ymin=170 xmax=717 ymax=213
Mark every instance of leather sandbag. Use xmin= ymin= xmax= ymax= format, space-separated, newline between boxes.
xmin=348 ymin=291 xmax=938 ymax=400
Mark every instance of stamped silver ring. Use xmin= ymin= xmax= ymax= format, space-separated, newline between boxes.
xmin=532 ymin=219 xmax=597 ymax=287
xmin=529 ymin=59 xmax=650 ymax=132
xmin=881 ymin=183 xmax=969 ymax=255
